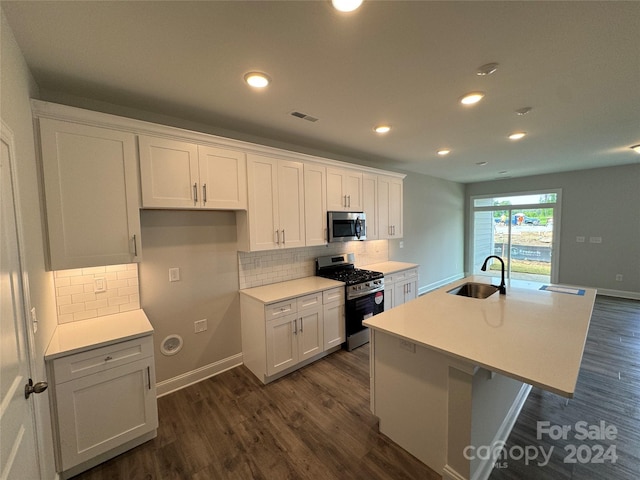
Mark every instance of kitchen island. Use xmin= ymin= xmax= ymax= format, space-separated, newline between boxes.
xmin=363 ymin=276 xmax=596 ymax=480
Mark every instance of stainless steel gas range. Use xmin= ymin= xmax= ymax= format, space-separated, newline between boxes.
xmin=316 ymin=253 xmax=384 ymax=351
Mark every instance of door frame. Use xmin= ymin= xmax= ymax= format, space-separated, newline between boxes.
xmin=1 ymin=119 xmax=45 ymax=478
xmin=467 ymin=189 xmax=562 ymax=284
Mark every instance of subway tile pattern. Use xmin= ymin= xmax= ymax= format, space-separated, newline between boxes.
xmin=54 ymin=264 xmax=140 ymax=324
xmin=238 ymin=240 xmax=389 ymax=289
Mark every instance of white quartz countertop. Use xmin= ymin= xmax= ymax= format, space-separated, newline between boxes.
xmin=45 ymin=309 xmax=154 ymax=360
xmin=240 ymin=276 xmax=345 ymax=304
xmin=363 ymin=276 xmax=596 ymax=397
xmin=361 ymin=261 xmax=419 ymax=275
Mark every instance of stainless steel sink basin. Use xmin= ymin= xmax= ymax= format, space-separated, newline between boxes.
xmin=447 ymin=282 xmax=500 ymax=299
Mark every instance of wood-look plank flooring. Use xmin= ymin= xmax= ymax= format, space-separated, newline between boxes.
xmin=73 ymin=295 xmax=639 ymax=480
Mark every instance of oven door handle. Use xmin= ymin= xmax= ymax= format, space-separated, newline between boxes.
xmin=347 ymin=286 xmax=384 ymax=300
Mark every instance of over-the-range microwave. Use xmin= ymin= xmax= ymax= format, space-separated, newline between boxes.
xmin=328 ymin=211 xmax=366 ymax=243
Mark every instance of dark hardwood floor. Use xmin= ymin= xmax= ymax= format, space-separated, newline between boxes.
xmin=73 ymin=295 xmax=639 ymax=480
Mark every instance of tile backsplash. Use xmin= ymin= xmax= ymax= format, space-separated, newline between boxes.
xmin=238 ymin=240 xmax=389 ymax=289
xmin=54 ymin=264 xmax=140 ymax=324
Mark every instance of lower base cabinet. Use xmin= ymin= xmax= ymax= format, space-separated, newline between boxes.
xmin=242 ymin=286 xmax=345 ymax=383
xmin=384 ymin=267 xmax=419 ymax=310
xmin=47 ymin=335 xmax=158 ymax=479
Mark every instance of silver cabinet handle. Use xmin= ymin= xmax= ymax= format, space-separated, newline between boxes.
xmin=147 ymin=366 xmax=152 ymax=390
xmin=193 ymin=183 xmax=198 ymax=204
xmin=202 ymin=184 xmax=207 ymax=205
xmin=132 ymin=234 xmax=138 ymax=256
xmin=276 ymin=230 xmax=280 ymax=244
xmin=344 ymin=195 xmax=347 ymax=208
xmin=293 ymin=319 xmax=298 ymax=335
xmin=282 ymin=229 xmax=285 ymax=244
xmin=300 ymin=318 xmax=303 ymax=332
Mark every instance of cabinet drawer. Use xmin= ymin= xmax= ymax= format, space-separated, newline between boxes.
xmin=53 ymin=336 xmax=154 ymax=384
xmin=265 ymin=299 xmax=297 ymax=320
xmin=323 ymin=287 xmax=344 ymax=304
xmin=387 ymin=268 xmax=418 ymax=283
xmin=297 ymin=293 xmax=322 ymax=311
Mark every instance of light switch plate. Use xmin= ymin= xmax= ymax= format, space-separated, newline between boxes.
xmin=94 ymin=277 xmax=107 ymax=292
xmin=169 ymin=267 xmax=180 ymax=282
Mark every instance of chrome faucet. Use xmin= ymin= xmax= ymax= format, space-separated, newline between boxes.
xmin=480 ymin=255 xmax=507 ymax=295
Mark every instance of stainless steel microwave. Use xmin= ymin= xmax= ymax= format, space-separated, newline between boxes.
xmin=328 ymin=211 xmax=366 ymax=242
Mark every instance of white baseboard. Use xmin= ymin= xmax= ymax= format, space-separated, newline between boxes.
xmin=471 ymin=383 xmax=533 ymax=480
xmin=156 ymin=353 xmax=243 ymax=397
xmin=596 ymin=289 xmax=640 ymax=301
xmin=419 ymin=273 xmax=465 ymax=296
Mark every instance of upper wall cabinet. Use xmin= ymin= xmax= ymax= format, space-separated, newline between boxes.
xmin=362 ymin=173 xmax=378 ymax=240
xmin=378 ymin=175 xmax=403 ymax=239
xmin=304 ymin=163 xmax=328 ymax=246
xmin=38 ymin=118 xmax=142 ymax=270
xmin=326 ymin=167 xmax=363 ymax=211
xmin=138 ymin=135 xmax=247 ymax=210
xmin=237 ymin=154 xmax=305 ymax=251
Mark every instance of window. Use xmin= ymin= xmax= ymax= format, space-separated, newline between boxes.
xmin=470 ymin=191 xmax=561 ymax=283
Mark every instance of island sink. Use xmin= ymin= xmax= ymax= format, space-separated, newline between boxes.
xmin=447 ymin=282 xmax=500 ymax=299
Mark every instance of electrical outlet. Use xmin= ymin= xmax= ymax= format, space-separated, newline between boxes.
xmin=169 ymin=267 xmax=180 ymax=282
xmin=399 ymin=241 xmax=404 ymax=249
xmin=576 ymin=236 xmax=585 ymax=243
xmin=94 ymin=277 xmax=107 ymax=292
xmin=589 ymin=236 xmax=602 ymax=244
xmin=616 ymin=274 xmax=623 ymax=282
xmin=399 ymin=339 xmax=416 ymax=353
xmin=30 ymin=307 xmax=38 ymax=334
xmin=194 ymin=319 xmax=207 ymax=333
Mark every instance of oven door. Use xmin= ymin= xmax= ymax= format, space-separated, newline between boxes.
xmin=345 ymin=288 xmax=384 ymax=337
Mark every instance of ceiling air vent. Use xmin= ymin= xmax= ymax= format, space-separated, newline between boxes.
xmin=290 ymin=111 xmax=319 ymax=122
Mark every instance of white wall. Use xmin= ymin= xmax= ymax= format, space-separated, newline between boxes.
xmin=466 ymin=164 xmax=640 ymax=297
xmin=1 ymin=8 xmax=57 ymax=479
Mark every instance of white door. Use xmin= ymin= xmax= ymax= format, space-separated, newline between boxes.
xmin=298 ymin=310 xmax=323 ymax=361
xmin=277 ymin=160 xmax=305 ymax=248
xmin=247 ymin=154 xmax=279 ymax=250
xmin=1 ymin=121 xmax=42 ymax=480
xmin=303 ymin=163 xmax=327 ymax=246
xmin=198 ymin=145 xmax=247 ymax=210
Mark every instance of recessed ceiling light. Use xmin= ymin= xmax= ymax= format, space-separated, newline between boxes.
xmin=508 ymin=132 xmax=526 ymax=140
xmin=244 ymin=72 xmax=271 ymax=88
xmin=476 ymin=161 xmax=488 ymax=166
xmin=630 ymin=144 xmax=640 ymax=154
xmin=437 ymin=149 xmax=451 ymax=156
xmin=476 ymin=63 xmax=499 ymax=76
xmin=460 ymin=92 xmax=485 ymax=105
xmin=332 ymin=0 xmax=363 ymax=12
xmin=373 ymin=125 xmax=391 ymax=134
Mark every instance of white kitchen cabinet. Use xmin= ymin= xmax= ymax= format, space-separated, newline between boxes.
xmin=239 ymin=153 xmax=305 ymax=251
xmin=326 ymin=167 xmax=363 ymax=211
xmin=138 ymin=135 xmax=247 ymax=210
xmin=47 ymin=334 xmax=157 ymax=479
xmin=38 ymin=118 xmax=142 ymax=270
xmin=384 ymin=267 xmax=418 ymax=310
xmin=362 ymin=173 xmax=378 ymax=240
xmin=241 ymin=279 xmax=344 ymax=384
xmin=378 ymin=175 xmax=403 ymax=239
xmin=304 ymin=163 xmax=328 ymax=246
xmin=323 ymin=287 xmax=345 ymax=350
xmin=265 ymin=294 xmax=324 ymax=376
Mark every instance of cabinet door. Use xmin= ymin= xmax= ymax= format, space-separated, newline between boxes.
xmin=323 ymin=301 xmax=345 ymax=350
xmin=298 ymin=310 xmax=324 ymax=361
xmin=198 ymin=145 xmax=247 ymax=210
xmin=384 ymin=282 xmax=395 ymax=310
xmin=394 ymin=279 xmax=417 ymax=307
xmin=378 ymin=175 xmax=403 ymax=239
xmin=326 ymin=167 xmax=347 ymax=211
xmin=388 ymin=177 xmax=403 ymax=238
xmin=55 ymin=357 xmax=157 ymax=471
xmin=266 ymin=314 xmax=298 ymax=376
xmin=138 ymin=135 xmax=199 ymax=208
xmin=343 ymin=169 xmax=363 ymax=210
xmin=304 ymin=163 xmax=327 ymax=246
xmin=247 ymin=154 xmax=279 ymax=250
xmin=39 ymin=119 xmax=141 ymax=270
xmin=362 ymin=173 xmax=378 ymax=239
xmin=277 ymin=160 xmax=305 ymax=248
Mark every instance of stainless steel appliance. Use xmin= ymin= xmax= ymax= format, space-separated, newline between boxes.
xmin=316 ymin=253 xmax=384 ymax=351
xmin=327 ymin=211 xmax=366 ymax=243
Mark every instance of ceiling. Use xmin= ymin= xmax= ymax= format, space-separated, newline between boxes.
xmin=3 ymin=1 xmax=639 ymax=183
